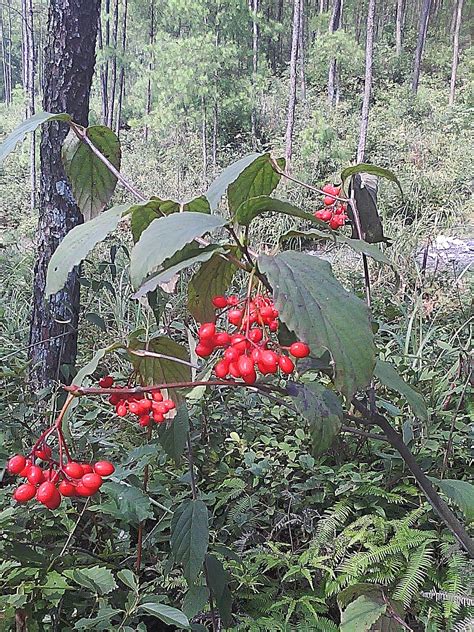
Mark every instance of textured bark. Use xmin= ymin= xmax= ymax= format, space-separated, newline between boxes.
xmin=201 ymin=96 xmax=207 ymax=181
xmin=144 ymin=1 xmax=154 ymax=141
xmin=449 ymin=0 xmax=464 ymax=105
xmin=298 ymin=0 xmax=306 ymax=103
xmin=0 ymin=4 xmax=7 ymax=104
xmin=250 ymin=0 xmax=258 ymax=147
xmin=395 ymin=0 xmax=404 ymax=54
xmin=357 ymin=0 xmax=376 ymax=163
xmin=6 ymin=0 xmax=12 ymax=104
xmin=411 ymin=0 xmax=432 ymax=93
xmin=115 ymin=0 xmax=128 ymax=135
xmin=107 ymin=0 xmax=119 ymax=129
xmin=26 ymin=0 xmax=36 ymax=210
xmin=28 ymin=0 xmax=100 ymax=390
xmin=98 ymin=0 xmax=109 ymax=125
xmin=285 ymin=0 xmax=302 ymax=164
xmin=328 ymin=0 xmax=343 ymax=105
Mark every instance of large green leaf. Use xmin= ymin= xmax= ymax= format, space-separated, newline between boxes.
xmin=227 ymin=155 xmax=285 ymax=214
xmin=258 ymin=251 xmax=375 ymax=398
xmin=133 ymin=244 xmax=224 ymax=299
xmin=98 ymin=481 xmax=153 ymax=524
xmin=130 ymin=212 xmax=227 ymax=290
xmin=45 ymin=203 xmax=130 ymax=296
xmin=63 ymin=566 xmax=117 ymax=596
xmin=340 ymin=595 xmax=387 ymax=632
xmin=429 ymin=478 xmax=474 ymax=524
xmin=234 ymin=195 xmax=326 ymax=228
xmin=205 ymin=153 xmax=261 ymax=211
xmin=348 ymin=173 xmax=388 ymax=244
xmin=158 ymin=405 xmax=190 ymax=463
xmin=62 ymin=125 xmax=121 ymax=221
xmin=74 ymin=608 xmax=122 ymax=630
xmin=130 ymin=199 xmax=163 ymax=243
xmin=341 ymin=163 xmax=403 ymax=196
xmin=170 ymin=500 xmax=209 ymax=584
xmin=375 ymin=360 xmax=428 ymax=421
xmin=139 ymin=603 xmax=190 ymax=628
xmin=280 ymin=228 xmax=391 ymax=264
xmin=128 ymin=335 xmax=191 ymax=386
xmin=287 ymin=381 xmax=343 ymax=456
xmin=182 ymin=585 xmax=210 ymax=620
xmin=205 ymin=554 xmax=233 ymax=627
xmin=188 ymin=253 xmax=237 ymax=322
xmin=0 ymin=111 xmax=71 ymax=164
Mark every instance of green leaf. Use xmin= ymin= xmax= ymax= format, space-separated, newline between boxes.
xmin=130 ymin=212 xmax=227 ymax=290
xmin=228 ymin=155 xmax=285 ymax=214
xmin=63 ymin=566 xmax=117 ymax=596
xmin=117 ymin=569 xmax=138 ymax=592
xmin=99 ymin=481 xmax=153 ymax=524
xmin=74 ymin=607 xmax=123 ymax=630
xmin=348 ymin=173 xmax=388 ymax=244
xmin=340 ymin=595 xmax=387 ymax=632
xmin=132 ymin=244 xmax=224 ymax=299
xmin=375 ymin=360 xmax=428 ymax=421
xmin=62 ymin=126 xmax=121 ymax=221
xmin=158 ymin=405 xmax=190 ymax=463
xmin=188 ymin=253 xmax=237 ymax=322
xmin=128 ymin=335 xmax=191 ymax=386
xmin=429 ymin=478 xmax=474 ymax=524
xmin=258 ymin=251 xmax=375 ymax=399
xmin=139 ymin=603 xmax=190 ymax=628
xmin=341 ymin=163 xmax=403 ymax=196
xmin=205 ymin=152 xmax=261 ymax=211
xmin=0 ymin=111 xmax=71 ymax=164
xmin=205 ymin=554 xmax=233 ymax=627
xmin=170 ymin=500 xmax=209 ymax=584
xmin=46 ymin=204 xmax=130 ymax=296
xmin=280 ymin=228 xmax=391 ymax=264
xmin=287 ymin=381 xmax=343 ymax=456
xmin=130 ymin=199 xmax=163 ymax=243
xmin=234 ymin=195 xmax=326 ymax=228
xmin=182 ymin=585 xmax=210 ymax=620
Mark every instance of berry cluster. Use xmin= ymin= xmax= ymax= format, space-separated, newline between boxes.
xmin=100 ymin=375 xmax=176 ymax=427
xmin=196 ymin=294 xmax=310 ymax=383
xmin=8 ymin=451 xmax=115 ymax=509
xmin=314 ymin=183 xmax=348 ymax=230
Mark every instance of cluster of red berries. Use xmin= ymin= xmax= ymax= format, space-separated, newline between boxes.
xmin=196 ymin=294 xmax=310 ymax=384
xmin=314 ymin=183 xmax=348 ymax=230
xmin=7 ymin=450 xmax=115 ymax=509
xmin=99 ymin=375 xmax=176 ymax=427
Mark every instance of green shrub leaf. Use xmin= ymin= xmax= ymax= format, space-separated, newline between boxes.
xmin=227 ymin=155 xmax=285 ymax=214
xmin=205 ymin=152 xmax=261 ymax=211
xmin=170 ymin=500 xmax=209 ymax=584
xmin=341 ymin=163 xmax=403 ymax=196
xmin=139 ymin=603 xmax=190 ymax=628
xmin=158 ymin=405 xmax=190 ymax=463
xmin=429 ymin=478 xmax=474 ymax=523
xmin=375 ymin=360 xmax=428 ymax=421
xmin=99 ymin=481 xmax=153 ymax=524
xmin=340 ymin=595 xmax=387 ymax=632
xmin=205 ymin=554 xmax=233 ymax=627
xmin=128 ymin=335 xmax=191 ymax=386
xmin=188 ymin=253 xmax=237 ymax=322
xmin=63 ymin=566 xmax=117 ymax=596
xmin=234 ymin=195 xmax=326 ymax=227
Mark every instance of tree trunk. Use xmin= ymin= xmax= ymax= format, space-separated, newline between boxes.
xmin=298 ymin=0 xmax=306 ymax=103
xmin=212 ymin=99 xmax=218 ymax=169
xmin=448 ymin=0 xmax=463 ymax=106
xmin=285 ymin=0 xmax=302 ymax=165
xmin=411 ymin=0 xmax=432 ymax=93
xmin=250 ymin=0 xmax=258 ymax=147
xmin=115 ymin=0 xmax=128 ymax=136
xmin=107 ymin=0 xmax=119 ymax=129
xmin=26 ymin=0 xmax=36 ymax=210
xmin=28 ymin=0 xmax=100 ymax=390
xmin=0 ymin=4 xmax=7 ymax=104
xmin=201 ymin=96 xmax=207 ymax=182
xmin=328 ymin=0 xmax=343 ymax=105
xmin=357 ymin=0 xmax=376 ymax=163
xmin=144 ymin=1 xmax=154 ymax=141
xmin=21 ymin=0 xmax=27 ymax=96
xmin=6 ymin=0 xmax=12 ymax=104
xmin=98 ymin=3 xmax=109 ymax=125
xmin=395 ymin=0 xmax=404 ymax=54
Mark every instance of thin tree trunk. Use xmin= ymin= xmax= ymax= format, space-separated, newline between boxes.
xmin=144 ymin=1 xmax=154 ymax=141
xmin=26 ymin=0 xmax=36 ymax=210
xmin=6 ymin=0 xmax=12 ymax=104
xmin=107 ymin=0 xmax=119 ymax=129
xmin=0 ymin=4 xmax=7 ymax=104
xmin=411 ymin=0 xmax=432 ymax=93
xmin=357 ymin=0 xmax=376 ymax=163
xmin=28 ymin=0 xmax=100 ymax=390
xmin=212 ymin=99 xmax=218 ymax=169
xmin=102 ymin=0 xmax=111 ymax=124
xmin=97 ymin=6 xmax=108 ymax=125
xmin=201 ymin=96 xmax=207 ymax=182
xmin=395 ymin=0 xmax=404 ymax=54
xmin=328 ymin=0 xmax=343 ymax=105
xmin=285 ymin=0 xmax=302 ymax=165
xmin=250 ymin=0 xmax=258 ymax=147
xmin=277 ymin=0 xmax=283 ymax=69
xmin=115 ymin=0 xmax=127 ymax=136
xmin=298 ymin=0 xmax=306 ymax=103
xmin=448 ymin=0 xmax=463 ymax=106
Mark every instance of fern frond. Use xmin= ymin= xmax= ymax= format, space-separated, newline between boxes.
xmin=393 ymin=544 xmax=434 ymax=607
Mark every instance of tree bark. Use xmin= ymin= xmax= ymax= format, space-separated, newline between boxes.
xmin=411 ymin=0 xmax=432 ymax=93
xmin=201 ymin=96 xmax=207 ymax=182
xmin=285 ymin=0 xmax=302 ymax=165
xmin=250 ymin=0 xmax=258 ymax=147
xmin=26 ymin=0 xmax=36 ymax=210
xmin=395 ymin=0 xmax=404 ymax=54
xmin=328 ymin=0 xmax=343 ymax=105
xmin=28 ymin=0 xmax=100 ymax=390
xmin=6 ymin=0 xmax=12 ymax=104
xmin=115 ymin=0 xmax=128 ymax=136
xmin=97 ymin=2 xmax=109 ymax=125
xmin=107 ymin=0 xmax=119 ymax=129
xmin=0 ymin=3 xmax=7 ymax=104
xmin=298 ymin=0 xmax=306 ymax=104
xmin=449 ymin=0 xmax=464 ymax=106
xmin=357 ymin=0 xmax=376 ymax=163
xmin=144 ymin=1 xmax=155 ymax=141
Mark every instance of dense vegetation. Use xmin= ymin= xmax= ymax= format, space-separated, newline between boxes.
xmin=0 ymin=0 xmax=472 ymax=630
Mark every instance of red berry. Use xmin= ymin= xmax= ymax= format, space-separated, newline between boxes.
xmin=35 ymin=445 xmax=52 ymax=461
xmin=329 ymin=215 xmax=344 ymax=229
xmin=64 ymin=462 xmax=84 ymax=479
xmin=224 ymin=347 xmax=239 ymax=362
xmin=18 ymin=459 xmax=33 ymax=477
xmin=314 ymin=210 xmax=326 ymax=220
xmin=163 ymin=399 xmax=176 ymax=411
xmin=43 ymin=470 xmax=60 ymax=483
xmin=7 ymin=455 xmax=26 ymax=475
xmin=214 ymin=332 xmax=231 ymax=347
xmin=323 ymin=195 xmax=335 ymax=206
xmin=109 ymin=393 xmax=121 ymax=406
xmin=228 ymin=309 xmax=243 ymax=326
xmin=237 ymin=355 xmax=254 ymax=377
xmin=75 ymin=483 xmax=94 ymax=497
xmin=26 ymin=465 xmax=45 ymax=486
xmin=139 ymin=399 xmax=152 ymax=413
xmin=227 ymin=295 xmax=239 ymax=306
xmin=153 ymin=412 xmax=165 ymax=423
xmin=214 ymin=360 xmax=229 ymax=378
xmin=196 ymin=343 xmax=214 ymax=358
xmin=153 ymin=402 xmax=168 ymax=414
xmin=251 ymin=348 xmax=261 ymax=363
xmin=228 ymin=362 xmax=241 ymax=378
xmin=212 ymin=295 xmax=228 ymax=308
xmin=81 ymin=464 xmax=94 ymax=474
xmin=99 ymin=375 xmax=114 ymax=388
xmin=198 ymin=322 xmax=216 ymax=340
xmin=36 ymin=481 xmax=57 ymax=504
xmin=242 ymin=369 xmax=257 ymax=384
xmin=13 ymin=483 xmax=37 ymax=503
xmin=128 ymin=401 xmax=140 ymax=414
xmin=248 ymin=328 xmax=263 ymax=343
xmin=279 ymin=355 xmax=295 ymax=375
xmin=289 ymin=342 xmax=310 ymax=358
xmin=58 ymin=480 xmax=76 ymax=497
xmin=44 ymin=489 xmax=62 ymax=510
xmin=268 ymin=321 xmax=279 ymax=332
xmin=261 ymin=350 xmax=278 ymax=368
xmin=259 ymin=305 xmax=273 ymax=320
xmin=116 ymin=404 xmax=127 ymax=417
xmin=139 ymin=414 xmax=151 ymax=427
xmin=82 ymin=473 xmax=103 ymax=490
xmin=94 ymin=461 xmax=115 ymax=476
xmin=152 ymin=390 xmax=163 ymax=402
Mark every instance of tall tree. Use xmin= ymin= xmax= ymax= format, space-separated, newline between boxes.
xmin=411 ymin=0 xmax=432 ymax=93
xmin=107 ymin=0 xmax=119 ymax=129
xmin=357 ymin=0 xmax=376 ymax=163
xmin=285 ymin=0 xmax=302 ymax=164
xmin=250 ymin=0 xmax=259 ymax=146
xmin=144 ymin=1 xmax=155 ymax=142
xmin=395 ymin=0 xmax=404 ymax=55
xmin=449 ymin=0 xmax=464 ymax=106
xmin=115 ymin=0 xmax=128 ymax=135
xmin=327 ymin=0 xmax=343 ymax=105
xmin=26 ymin=0 xmax=36 ymax=210
xmin=98 ymin=0 xmax=110 ymax=125
xmin=28 ymin=0 xmax=100 ymax=389
xmin=298 ymin=0 xmax=306 ymax=104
